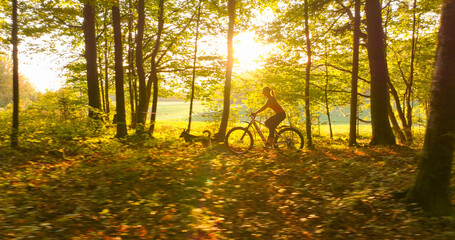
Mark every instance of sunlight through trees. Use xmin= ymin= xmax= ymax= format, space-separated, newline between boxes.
xmin=1 ymin=1 xmax=453 ymax=236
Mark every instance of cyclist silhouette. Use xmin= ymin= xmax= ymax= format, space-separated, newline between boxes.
xmin=251 ymin=87 xmax=286 ymax=147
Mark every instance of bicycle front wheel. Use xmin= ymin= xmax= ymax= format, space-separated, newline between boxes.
xmin=225 ymin=127 xmax=254 ymax=154
xmin=274 ymin=127 xmax=304 ymax=155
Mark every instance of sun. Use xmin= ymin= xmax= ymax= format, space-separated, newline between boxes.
xmin=233 ymin=32 xmax=270 ymax=72
xmin=203 ymin=31 xmax=273 ymax=72
xmin=21 ymin=31 xmax=271 ymax=92
xmin=19 ymin=57 xmax=63 ymax=92
xmin=19 ymin=35 xmax=72 ymax=93
xmin=20 ymin=55 xmax=63 ymax=92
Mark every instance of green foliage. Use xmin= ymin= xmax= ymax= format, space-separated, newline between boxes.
xmin=384 ymin=0 xmax=439 ymax=111
xmin=0 ymin=87 xmax=106 ymax=151
xmin=2 ymin=0 xmax=440 ymax=132
xmin=63 ymin=59 xmax=89 ymax=93
xmin=0 ymin=0 xmax=11 ymax=55
xmin=0 ymin=1 xmax=451 ymax=236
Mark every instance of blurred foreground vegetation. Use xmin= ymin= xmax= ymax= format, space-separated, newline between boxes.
xmin=1 ymin=90 xmax=454 ymax=239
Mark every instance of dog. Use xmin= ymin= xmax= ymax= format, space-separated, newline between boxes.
xmin=179 ymin=129 xmax=212 ymax=147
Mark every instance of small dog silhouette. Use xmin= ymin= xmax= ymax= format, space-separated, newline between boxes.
xmin=179 ymin=129 xmax=212 ymax=147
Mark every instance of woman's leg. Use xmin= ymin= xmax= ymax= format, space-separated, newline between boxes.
xmin=265 ymin=112 xmax=286 ymax=144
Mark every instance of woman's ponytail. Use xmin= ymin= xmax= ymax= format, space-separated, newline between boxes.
xmin=263 ymin=86 xmax=275 ymax=97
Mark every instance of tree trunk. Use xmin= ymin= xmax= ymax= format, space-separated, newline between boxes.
xmin=387 ymin=79 xmax=407 ymax=144
xmin=149 ymin=73 xmax=159 ymax=134
xmin=406 ymin=0 xmax=455 ymax=216
xmin=148 ymin=0 xmax=165 ymax=135
xmin=304 ymin=0 xmax=313 ymax=148
xmin=11 ymin=0 xmax=19 ymax=148
xmin=387 ymin=102 xmax=406 ymax=143
xmin=349 ymin=0 xmax=360 ymax=147
xmin=112 ymin=3 xmax=127 ymax=138
xmin=99 ymin=54 xmax=106 ymax=112
xmin=365 ymin=0 xmax=395 ymax=145
xmin=215 ymin=0 xmax=236 ymax=142
xmin=83 ymin=2 xmax=101 ymax=118
xmin=324 ymin=87 xmax=333 ymax=141
xmin=404 ymin=0 xmax=419 ymax=144
xmin=102 ymin=8 xmax=110 ymax=119
xmin=135 ymin=0 xmax=148 ymax=132
xmin=127 ymin=0 xmax=137 ymax=129
xmin=188 ymin=3 xmax=202 ymax=132
xmin=383 ymin=8 xmax=412 ymax=146
xmin=382 ymin=0 xmax=417 ymax=146
xmin=324 ymin=50 xmax=333 ymax=141
xmin=104 ymin=26 xmax=110 ymax=118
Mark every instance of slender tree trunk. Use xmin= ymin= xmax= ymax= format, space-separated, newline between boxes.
xmin=102 ymin=9 xmax=110 ymax=118
xmin=324 ymin=87 xmax=333 ymax=141
xmin=148 ymin=0 xmax=165 ymax=135
xmin=387 ymin=79 xmax=407 ymax=144
xmin=99 ymin=54 xmax=106 ymax=112
xmin=365 ymin=0 xmax=395 ymax=145
xmin=11 ymin=0 xmax=19 ymax=148
xmin=148 ymin=73 xmax=159 ymax=134
xmin=324 ymin=52 xmax=333 ymax=141
xmin=388 ymin=102 xmax=406 ymax=142
xmin=304 ymin=0 xmax=313 ymax=148
xmin=127 ymin=0 xmax=136 ymax=129
xmin=188 ymin=3 xmax=201 ymax=132
xmin=404 ymin=0 xmax=419 ymax=144
xmin=406 ymin=0 xmax=455 ymax=216
xmin=382 ymin=0 xmax=415 ymax=145
xmin=113 ymin=3 xmax=127 ymax=138
xmin=215 ymin=0 xmax=236 ymax=142
xmin=349 ymin=0 xmax=360 ymax=146
xmin=135 ymin=0 xmax=148 ymax=132
xmin=104 ymin=28 xmax=110 ymax=118
xmin=83 ymin=2 xmax=101 ymax=118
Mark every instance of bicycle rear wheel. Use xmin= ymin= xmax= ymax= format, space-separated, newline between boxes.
xmin=225 ymin=127 xmax=254 ymax=154
xmin=274 ymin=127 xmax=304 ymax=155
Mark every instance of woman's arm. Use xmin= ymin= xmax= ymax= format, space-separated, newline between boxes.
xmin=252 ymin=99 xmax=270 ymax=115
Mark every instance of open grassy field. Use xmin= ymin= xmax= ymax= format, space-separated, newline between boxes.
xmin=154 ymin=101 xmax=363 ymax=124
xmin=153 ymin=101 xmax=427 ymax=143
xmin=155 ymin=101 xmax=209 ymax=122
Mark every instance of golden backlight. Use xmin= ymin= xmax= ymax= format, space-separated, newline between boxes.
xmin=210 ymin=31 xmax=273 ymax=72
xmin=233 ymin=32 xmax=271 ymax=72
xmin=22 ymin=32 xmax=272 ymax=92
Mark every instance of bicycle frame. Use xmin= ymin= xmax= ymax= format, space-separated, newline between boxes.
xmin=244 ymin=116 xmax=281 ymax=145
xmin=225 ymin=116 xmax=304 ymax=154
xmin=247 ymin=117 xmax=267 ymax=143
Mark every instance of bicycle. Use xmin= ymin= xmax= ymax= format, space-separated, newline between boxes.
xmin=225 ymin=115 xmax=304 ymax=155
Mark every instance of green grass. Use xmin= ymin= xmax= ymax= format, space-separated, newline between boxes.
xmin=155 ymin=101 xmax=209 ymax=122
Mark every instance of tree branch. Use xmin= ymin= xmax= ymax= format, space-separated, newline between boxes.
xmin=157 ymin=10 xmax=198 ymax=65
xmin=311 ymin=83 xmax=370 ymax=98
xmin=325 ymin=63 xmax=370 ymax=84
xmin=52 ymin=14 xmax=82 ymax=29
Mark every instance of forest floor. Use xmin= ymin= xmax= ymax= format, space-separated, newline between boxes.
xmin=1 ymin=126 xmax=455 ymax=239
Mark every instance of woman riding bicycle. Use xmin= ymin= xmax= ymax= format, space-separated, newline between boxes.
xmin=251 ymin=87 xmax=286 ymax=147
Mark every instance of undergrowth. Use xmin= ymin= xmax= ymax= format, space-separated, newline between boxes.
xmin=0 ymin=123 xmax=454 ymax=239
xmin=0 ymin=101 xmax=454 ymax=239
